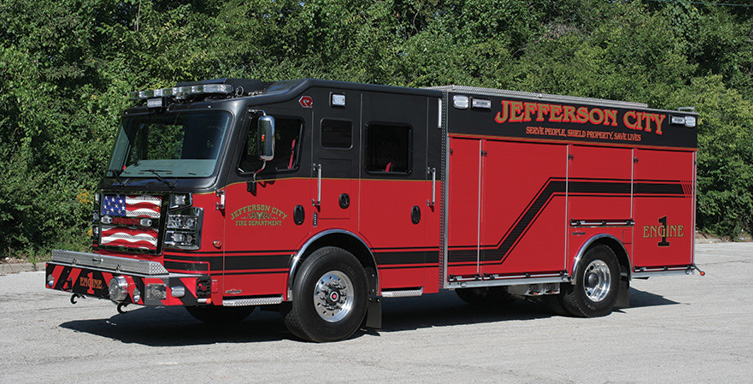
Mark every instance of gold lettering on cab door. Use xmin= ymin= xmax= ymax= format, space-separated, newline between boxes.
xmin=230 ymin=205 xmax=288 ymax=227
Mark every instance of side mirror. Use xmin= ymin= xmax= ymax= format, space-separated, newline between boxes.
xmin=257 ymin=115 xmax=275 ymax=161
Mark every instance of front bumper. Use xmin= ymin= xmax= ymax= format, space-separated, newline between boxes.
xmin=46 ymin=250 xmax=210 ymax=306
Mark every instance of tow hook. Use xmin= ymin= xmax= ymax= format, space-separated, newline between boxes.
xmin=70 ymin=294 xmax=84 ymax=304
xmin=117 ymin=302 xmax=129 ymax=314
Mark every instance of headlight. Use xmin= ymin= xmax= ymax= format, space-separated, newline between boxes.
xmin=165 ymin=231 xmax=195 ymax=245
xmin=165 ymin=207 xmax=203 ymax=250
xmin=167 ymin=215 xmax=197 ymax=230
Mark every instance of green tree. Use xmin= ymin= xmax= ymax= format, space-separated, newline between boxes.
xmin=1 ymin=0 xmax=752 ymax=258
xmin=671 ymin=76 xmax=753 ymax=238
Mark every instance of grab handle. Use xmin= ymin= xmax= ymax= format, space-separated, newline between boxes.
xmin=427 ymin=167 xmax=436 ymax=207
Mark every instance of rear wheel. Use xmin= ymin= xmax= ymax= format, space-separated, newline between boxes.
xmin=560 ymin=244 xmax=620 ymax=317
xmin=283 ymin=247 xmax=368 ymax=342
xmin=455 ymin=287 xmax=515 ymax=306
xmin=543 ymin=295 xmax=570 ymax=316
xmin=185 ymin=305 xmax=255 ymax=324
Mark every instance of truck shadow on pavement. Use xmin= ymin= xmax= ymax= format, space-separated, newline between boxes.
xmin=379 ymin=287 xmax=677 ymax=333
xmin=58 ymin=287 xmax=677 ymax=345
xmin=624 ymin=287 xmax=679 ymax=308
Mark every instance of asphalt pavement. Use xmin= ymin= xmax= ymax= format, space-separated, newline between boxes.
xmin=0 ymin=243 xmax=751 ymax=383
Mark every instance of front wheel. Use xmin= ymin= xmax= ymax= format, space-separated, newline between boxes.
xmin=283 ymin=247 xmax=368 ymax=342
xmin=559 ymin=244 xmax=620 ymax=317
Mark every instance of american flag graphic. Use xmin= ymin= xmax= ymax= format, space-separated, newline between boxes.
xmin=101 ymin=195 xmax=161 ymax=218
xmin=100 ymin=194 xmax=162 ymax=250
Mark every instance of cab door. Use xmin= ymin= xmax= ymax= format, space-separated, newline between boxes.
xmin=221 ymin=108 xmax=311 ymax=301
xmin=358 ymin=92 xmax=440 ymax=292
xmin=311 ymin=90 xmax=360 ymax=228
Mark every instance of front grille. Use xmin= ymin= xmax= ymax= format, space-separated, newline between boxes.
xmin=99 ymin=194 xmax=163 ymax=253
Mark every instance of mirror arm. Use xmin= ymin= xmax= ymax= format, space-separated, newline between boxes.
xmin=245 ymin=108 xmax=274 ymax=195
xmin=247 ymin=161 xmax=267 ymax=194
xmin=253 ymin=161 xmax=267 ymax=179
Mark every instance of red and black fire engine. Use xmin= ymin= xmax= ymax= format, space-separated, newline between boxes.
xmin=46 ymin=78 xmax=701 ymax=342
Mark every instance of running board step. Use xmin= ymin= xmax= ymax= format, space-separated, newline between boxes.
xmin=223 ymin=296 xmax=283 ymax=306
xmin=381 ymin=288 xmax=423 ymax=298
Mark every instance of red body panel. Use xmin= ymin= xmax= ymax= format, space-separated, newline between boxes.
xmin=447 ymin=134 xmax=695 ymax=282
xmin=568 ymin=146 xmax=633 ymax=222
xmin=222 ymin=179 xmax=312 ymax=301
xmin=481 ymin=139 xmax=568 ymax=276
xmin=447 ymin=137 xmax=481 ymax=277
xmin=632 ymin=149 xmax=695 ymax=269
xmin=360 ymin=179 xmax=440 ymax=292
xmin=448 ymin=137 xmax=570 ymax=277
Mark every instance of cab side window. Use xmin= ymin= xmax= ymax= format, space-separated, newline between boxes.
xmin=321 ymin=119 xmax=352 ymax=149
xmin=239 ymin=117 xmax=302 ymax=173
xmin=365 ymin=123 xmax=411 ymax=174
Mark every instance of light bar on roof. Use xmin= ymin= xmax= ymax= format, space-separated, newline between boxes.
xmin=130 ymin=84 xmax=234 ymax=101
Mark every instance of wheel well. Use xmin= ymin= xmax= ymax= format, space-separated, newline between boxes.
xmin=581 ymin=236 xmax=632 ymax=308
xmin=594 ymin=238 xmax=631 ymax=278
xmin=292 ymin=232 xmax=379 ymax=297
xmin=574 ymin=235 xmax=631 ymax=281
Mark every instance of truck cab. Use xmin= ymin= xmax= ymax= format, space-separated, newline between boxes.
xmin=47 ymin=78 xmax=443 ymax=342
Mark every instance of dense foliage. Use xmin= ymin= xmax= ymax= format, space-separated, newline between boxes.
xmin=1 ymin=0 xmax=752 ymax=258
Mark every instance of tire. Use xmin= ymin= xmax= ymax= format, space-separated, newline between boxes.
xmin=455 ymin=287 xmax=515 ymax=306
xmin=542 ymin=294 xmax=570 ymax=316
xmin=560 ymin=244 xmax=620 ymax=317
xmin=283 ymin=247 xmax=368 ymax=342
xmin=185 ymin=305 xmax=255 ymax=324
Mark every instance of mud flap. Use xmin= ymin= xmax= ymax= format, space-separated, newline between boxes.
xmin=615 ymin=276 xmax=630 ymax=308
xmin=365 ymin=295 xmax=382 ymax=329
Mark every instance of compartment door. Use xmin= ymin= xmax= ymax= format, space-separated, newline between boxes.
xmin=632 ymin=149 xmax=695 ymax=269
xmin=446 ymin=137 xmax=482 ymax=278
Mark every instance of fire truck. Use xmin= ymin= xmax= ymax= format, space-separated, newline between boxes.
xmin=46 ymin=78 xmax=701 ymax=342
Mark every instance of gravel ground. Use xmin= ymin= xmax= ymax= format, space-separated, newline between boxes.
xmin=0 ymin=243 xmax=750 ymax=383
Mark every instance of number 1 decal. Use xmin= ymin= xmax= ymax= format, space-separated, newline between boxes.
xmin=658 ymin=216 xmax=670 ymax=247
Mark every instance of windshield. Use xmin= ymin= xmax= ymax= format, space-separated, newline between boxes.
xmin=108 ymin=111 xmax=232 ymax=178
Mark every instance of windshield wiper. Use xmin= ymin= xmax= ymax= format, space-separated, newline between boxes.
xmin=109 ymin=169 xmax=130 ymax=186
xmin=141 ymin=169 xmax=177 ymax=188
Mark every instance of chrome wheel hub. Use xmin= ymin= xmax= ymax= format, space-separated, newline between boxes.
xmin=314 ymin=270 xmax=354 ymax=322
xmin=583 ymin=260 xmax=611 ymax=302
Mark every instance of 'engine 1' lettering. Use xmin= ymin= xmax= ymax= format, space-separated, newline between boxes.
xmin=643 ymin=216 xmax=683 ymax=247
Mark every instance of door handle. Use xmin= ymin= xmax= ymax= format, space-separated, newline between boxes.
xmin=427 ymin=167 xmax=436 ymax=207
xmin=312 ymin=163 xmax=322 ymax=207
